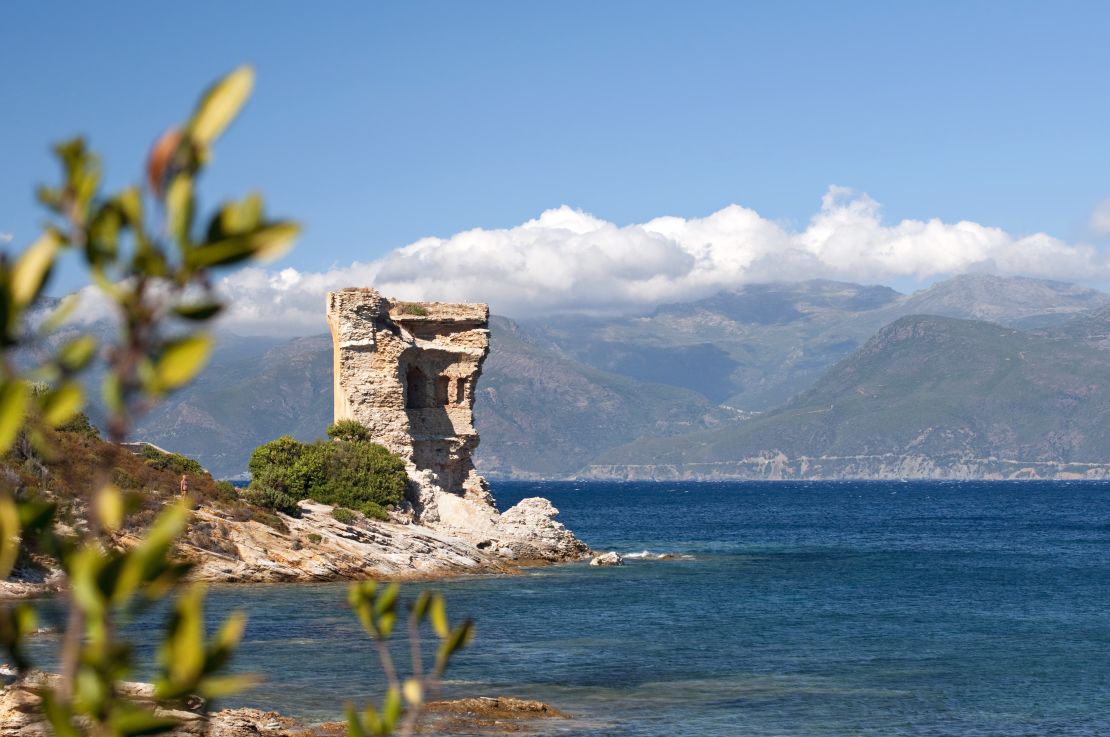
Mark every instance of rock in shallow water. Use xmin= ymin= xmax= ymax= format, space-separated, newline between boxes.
xmin=590 ymin=551 xmax=624 ymax=567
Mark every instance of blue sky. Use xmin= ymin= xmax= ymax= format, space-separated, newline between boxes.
xmin=3 ymin=2 xmax=1110 ymax=326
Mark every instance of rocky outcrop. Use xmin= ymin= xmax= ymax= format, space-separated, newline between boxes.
xmin=0 ymin=673 xmax=294 ymax=737
xmin=173 ymin=501 xmax=517 ymax=583
xmin=326 ymin=288 xmax=589 ymax=564
xmin=589 ymin=551 xmax=624 ymax=567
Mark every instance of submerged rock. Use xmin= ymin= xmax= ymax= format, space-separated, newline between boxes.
xmin=421 ymin=696 xmax=568 ymax=734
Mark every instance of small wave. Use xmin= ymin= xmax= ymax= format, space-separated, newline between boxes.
xmin=624 ymin=550 xmax=694 ymax=560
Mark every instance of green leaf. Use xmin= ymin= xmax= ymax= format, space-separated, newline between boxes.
xmin=0 ymin=602 xmax=38 ymax=672
xmin=95 ymin=484 xmax=125 ymax=532
xmin=91 ymin=264 xmax=127 ymax=303
xmin=189 ymin=66 xmax=255 ymax=147
xmin=166 ymin=175 xmax=195 ymax=247
xmin=117 ymin=186 xmax=143 ymax=224
xmin=172 ymin=301 xmax=223 ymax=321
xmin=114 ymin=501 xmax=189 ymax=605
xmin=166 ymin=584 xmax=206 ymax=685
xmin=382 ymin=686 xmax=402 ymax=731
xmin=0 ymin=493 xmax=21 ymax=579
xmin=436 ymin=620 xmax=475 ymax=670
xmin=197 ymin=673 xmax=260 ymax=699
xmin=41 ymin=382 xmax=84 ymax=426
xmin=206 ymin=193 xmax=264 ymax=242
xmin=410 ymin=591 xmax=431 ymax=624
xmin=75 ymin=665 xmax=108 ymax=714
xmin=214 ymin=609 xmax=247 ymax=651
xmin=429 ymin=594 xmax=449 ymax=638
xmin=346 ymin=704 xmax=371 ymax=737
xmin=57 ymin=335 xmax=98 ymax=371
xmin=88 ymin=201 xmax=123 ymax=265
xmin=109 ymin=703 xmax=181 ymax=737
xmin=154 ymin=334 xmax=213 ymax=391
xmin=101 ymin=372 xmax=124 ymax=415
xmin=69 ymin=547 xmax=108 ymax=618
xmin=192 ymin=221 xmax=299 ymax=268
xmin=18 ymin=497 xmax=57 ymax=534
xmin=0 ymin=380 xmax=28 ymax=455
xmin=38 ymin=294 xmax=79 ymax=334
xmin=12 ymin=231 xmax=61 ymax=306
xmin=40 ymin=692 xmax=81 ymax=737
xmin=373 ymin=582 xmax=399 ymax=616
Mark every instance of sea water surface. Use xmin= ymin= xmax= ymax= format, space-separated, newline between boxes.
xmin=64 ymin=481 xmax=1110 ymax=735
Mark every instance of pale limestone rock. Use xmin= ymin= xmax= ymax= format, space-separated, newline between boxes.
xmin=178 ymin=501 xmax=515 ymax=583
xmin=590 ymin=551 xmax=624 ymax=567
xmin=497 ymin=497 xmax=592 ymax=562
xmin=326 ymin=288 xmax=590 ymax=563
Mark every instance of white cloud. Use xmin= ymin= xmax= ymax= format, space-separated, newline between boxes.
xmin=1090 ymin=197 xmax=1110 ymax=237
xmin=73 ymin=187 xmax=1110 ymax=336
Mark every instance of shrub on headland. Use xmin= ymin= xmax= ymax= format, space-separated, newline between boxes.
xmin=332 ymin=506 xmax=357 ymax=524
xmin=244 ymin=484 xmax=301 ymax=516
xmin=247 ymin=422 xmax=408 ymax=517
xmin=326 ymin=419 xmax=371 ymax=443
xmin=140 ymin=444 xmax=205 ymax=476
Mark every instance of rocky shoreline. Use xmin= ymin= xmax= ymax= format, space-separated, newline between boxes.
xmin=0 ymin=673 xmax=571 ymax=737
xmin=183 ymin=489 xmax=591 ymax=583
xmin=1 ymin=494 xmax=591 ymax=600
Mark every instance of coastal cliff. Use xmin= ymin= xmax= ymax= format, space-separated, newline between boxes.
xmin=324 ymin=287 xmax=590 ymax=563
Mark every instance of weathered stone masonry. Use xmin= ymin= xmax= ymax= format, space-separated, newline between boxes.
xmin=326 ymin=287 xmax=589 ymax=562
xmin=326 ymin=288 xmax=491 ymax=510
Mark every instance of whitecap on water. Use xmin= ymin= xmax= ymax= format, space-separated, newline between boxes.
xmin=623 ymin=550 xmax=694 ymax=560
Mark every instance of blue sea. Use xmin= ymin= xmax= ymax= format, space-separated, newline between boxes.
xmin=51 ymin=481 xmax=1110 ymax=735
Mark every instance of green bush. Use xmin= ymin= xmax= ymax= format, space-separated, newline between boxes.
xmin=244 ymin=485 xmax=301 ymax=516
xmin=210 ymin=480 xmax=239 ymax=504
xmin=111 ymin=467 xmax=142 ymax=490
xmin=307 ymin=533 xmax=322 ymax=544
xmin=141 ymin=445 xmax=204 ymax=476
xmin=398 ymin=302 xmax=429 ymax=316
xmin=57 ymin=411 xmax=100 ymax=440
xmin=361 ymin=502 xmax=390 ymax=521
xmin=246 ymin=425 xmax=408 ymax=517
xmin=327 ymin=419 xmax=370 ymax=443
xmin=332 ymin=507 xmax=357 ymax=524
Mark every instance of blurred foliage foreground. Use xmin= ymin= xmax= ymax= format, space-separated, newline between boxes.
xmin=0 ymin=68 xmax=471 ymax=737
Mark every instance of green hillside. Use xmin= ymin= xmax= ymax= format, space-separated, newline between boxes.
xmin=475 ymin=317 xmax=732 ymax=477
xmin=593 ymin=314 xmax=1110 ymax=477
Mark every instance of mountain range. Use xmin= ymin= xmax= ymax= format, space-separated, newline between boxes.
xmin=590 ymin=312 xmax=1110 ymax=480
xmin=79 ymin=274 xmax=1110 ymax=480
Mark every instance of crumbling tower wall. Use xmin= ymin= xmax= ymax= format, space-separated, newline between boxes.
xmin=326 ymin=288 xmax=491 ymax=512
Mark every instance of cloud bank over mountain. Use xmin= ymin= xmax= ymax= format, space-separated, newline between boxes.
xmin=83 ymin=187 xmax=1110 ymax=336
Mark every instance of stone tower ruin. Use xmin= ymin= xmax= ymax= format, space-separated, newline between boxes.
xmin=325 ymin=288 xmax=491 ymax=513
